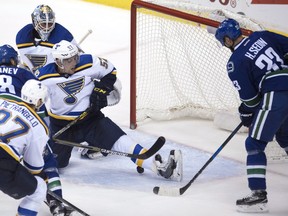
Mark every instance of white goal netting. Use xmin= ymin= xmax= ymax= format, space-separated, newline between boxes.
xmin=131 ymin=0 xmax=288 ymax=161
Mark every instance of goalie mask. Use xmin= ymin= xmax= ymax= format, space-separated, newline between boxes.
xmin=52 ymin=40 xmax=79 ymax=74
xmin=31 ymin=4 xmax=55 ymax=41
xmin=21 ymin=80 xmax=48 ymax=110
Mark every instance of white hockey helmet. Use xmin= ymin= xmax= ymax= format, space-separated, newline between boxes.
xmin=52 ymin=40 xmax=79 ymax=74
xmin=52 ymin=40 xmax=79 ymax=60
xmin=21 ymin=79 xmax=48 ymax=110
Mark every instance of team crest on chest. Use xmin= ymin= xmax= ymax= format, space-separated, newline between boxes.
xmin=25 ymin=54 xmax=47 ymax=72
xmin=57 ymin=77 xmax=85 ymax=104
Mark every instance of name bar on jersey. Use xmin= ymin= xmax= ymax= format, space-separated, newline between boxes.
xmin=0 ymin=67 xmax=18 ymax=75
xmin=0 ymin=100 xmax=39 ymax=127
xmin=244 ymin=37 xmax=268 ymax=60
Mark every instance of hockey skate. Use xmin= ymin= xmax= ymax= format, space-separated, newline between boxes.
xmin=153 ymin=150 xmax=183 ymax=181
xmin=236 ymin=190 xmax=268 ymax=213
xmin=49 ymin=200 xmax=80 ymax=216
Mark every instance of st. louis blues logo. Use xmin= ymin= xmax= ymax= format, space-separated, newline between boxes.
xmin=25 ymin=54 xmax=47 ymax=72
xmin=57 ymin=77 xmax=85 ymax=104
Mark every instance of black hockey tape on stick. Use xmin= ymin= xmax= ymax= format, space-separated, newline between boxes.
xmin=153 ymin=122 xmax=243 ymax=196
xmin=54 ymin=136 xmax=165 ymax=160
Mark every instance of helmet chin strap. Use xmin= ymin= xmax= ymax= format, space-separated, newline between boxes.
xmin=55 ymin=59 xmax=65 ymax=70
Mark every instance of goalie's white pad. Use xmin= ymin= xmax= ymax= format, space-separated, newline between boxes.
xmin=107 ymin=78 xmax=122 ymax=106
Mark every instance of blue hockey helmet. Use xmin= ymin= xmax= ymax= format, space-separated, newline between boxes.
xmin=0 ymin=44 xmax=18 ymax=65
xmin=215 ymin=18 xmax=242 ymax=46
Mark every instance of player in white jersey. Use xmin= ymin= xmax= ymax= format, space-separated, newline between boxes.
xmin=0 ymin=44 xmax=76 ymax=216
xmin=16 ymin=4 xmax=81 ymax=74
xmin=0 ymin=79 xmax=48 ymax=216
xmin=37 ymin=40 xmax=183 ymax=181
xmin=16 ymin=4 xmax=83 ymax=213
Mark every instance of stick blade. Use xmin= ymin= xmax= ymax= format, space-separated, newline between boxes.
xmin=138 ymin=136 xmax=166 ymax=159
xmin=153 ymin=186 xmax=181 ymax=196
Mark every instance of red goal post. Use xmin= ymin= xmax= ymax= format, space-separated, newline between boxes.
xmin=130 ymin=0 xmax=252 ymax=129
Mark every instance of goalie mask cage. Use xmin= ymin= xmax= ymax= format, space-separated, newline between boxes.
xmin=130 ymin=0 xmax=288 ymax=162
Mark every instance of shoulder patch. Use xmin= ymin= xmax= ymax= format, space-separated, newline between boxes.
xmin=227 ymin=61 xmax=235 ymax=73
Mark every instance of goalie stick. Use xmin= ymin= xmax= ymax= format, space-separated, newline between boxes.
xmin=53 ymin=136 xmax=165 ymax=159
xmin=77 ymin=29 xmax=93 ymax=53
xmin=78 ymin=29 xmax=93 ymax=45
xmin=47 ymin=189 xmax=90 ymax=216
xmin=153 ymin=122 xmax=243 ymax=196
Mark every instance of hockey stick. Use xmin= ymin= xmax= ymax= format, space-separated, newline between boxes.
xmin=52 ymin=107 xmax=92 ymax=140
xmin=153 ymin=122 xmax=243 ymax=196
xmin=78 ymin=29 xmax=93 ymax=45
xmin=47 ymin=189 xmax=90 ymax=216
xmin=76 ymin=29 xmax=93 ymax=53
xmin=53 ymin=136 xmax=165 ymax=159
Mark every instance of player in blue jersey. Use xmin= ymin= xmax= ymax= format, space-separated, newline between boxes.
xmin=16 ymin=4 xmax=81 ymax=74
xmin=0 ymin=44 xmax=76 ymax=216
xmin=36 ymin=40 xmax=183 ymax=182
xmin=215 ymin=18 xmax=288 ymax=213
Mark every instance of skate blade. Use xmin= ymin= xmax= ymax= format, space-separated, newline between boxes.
xmin=237 ymin=203 xmax=268 ymax=213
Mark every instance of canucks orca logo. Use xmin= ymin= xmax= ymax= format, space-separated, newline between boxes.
xmin=57 ymin=77 xmax=85 ymax=104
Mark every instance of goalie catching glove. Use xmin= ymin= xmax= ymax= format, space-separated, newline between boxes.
xmin=90 ymin=80 xmax=112 ymax=111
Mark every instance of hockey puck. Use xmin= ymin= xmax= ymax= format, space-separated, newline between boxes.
xmin=153 ymin=186 xmax=159 ymax=194
xmin=136 ymin=166 xmax=144 ymax=174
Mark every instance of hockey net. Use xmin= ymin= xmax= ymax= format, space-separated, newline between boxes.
xmin=130 ymin=0 xmax=288 ymax=161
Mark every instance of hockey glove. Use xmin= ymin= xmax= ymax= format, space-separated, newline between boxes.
xmin=90 ymin=80 xmax=111 ymax=111
xmin=238 ymin=103 xmax=254 ymax=127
